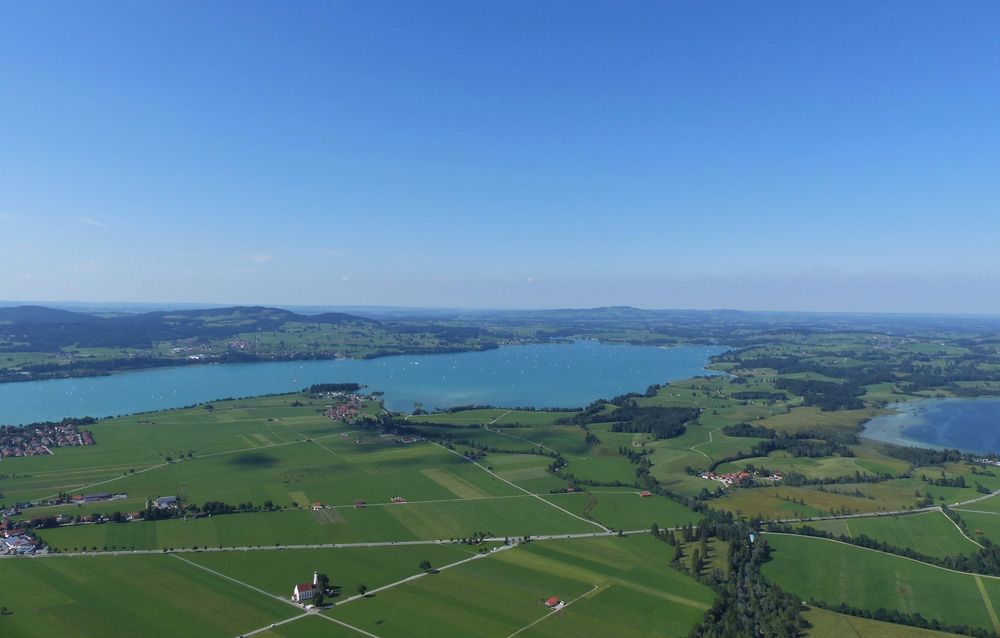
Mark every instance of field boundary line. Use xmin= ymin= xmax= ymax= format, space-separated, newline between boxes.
xmin=431 ymin=441 xmax=609 ymax=532
xmin=939 ymin=508 xmax=983 ymax=549
xmin=975 ymin=575 xmax=1000 ymax=634
xmin=483 ymin=421 xmax=557 ymax=454
xmin=316 ymin=614 xmax=383 ymax=638
xmin=170 ymin=552 xmax=296 ymax=605
xmin=506 ymin=584 xmax=602 ymax=637
xmin=954 ymin=508 xmax=1000 ymax=515
xmin=762 ymin=532 xmax=1000 ymax=580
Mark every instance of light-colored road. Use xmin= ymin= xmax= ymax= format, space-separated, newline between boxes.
xmin=3 ymin=529 xmax=651 ymax=560
xmin=431 ymin=440 xmax=610 ymax=533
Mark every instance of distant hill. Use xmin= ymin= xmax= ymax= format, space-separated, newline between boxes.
xmin=0 ymin=305 xmax=379 ymax=351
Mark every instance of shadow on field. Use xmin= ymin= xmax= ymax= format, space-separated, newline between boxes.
xmin=228 ymin=452 xmax=278 ymax=468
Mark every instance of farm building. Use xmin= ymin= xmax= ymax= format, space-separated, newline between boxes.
xmin=544 ymin=596 xmax=563 ymax=609
xmin=155 ymin=495 xmax=179 ymax=509
xmin=639 ymin=490 xmax=652 ymax=497
xmin=312 ymin=502 xmax=324 ymax=511
xmin=391 ymin=496 xmax=406 ymax=503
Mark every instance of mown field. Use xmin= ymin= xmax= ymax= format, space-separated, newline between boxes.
xmin=802 ymin=510 xmax=980 ymax=558
xmin=36 ymin=496 xmax=598 ymax=551
xmin=0 ymin=554 xmax=295 ymax=637
xmin=761 ymin=533 xmax=1000 ymax=634
xmin=804 ymin=607 xmax=967 ymax=638
xmin=325 ymin=535 xmax=715 ymax=638
xmin=541 ymin=490 xmax=701 ymax=531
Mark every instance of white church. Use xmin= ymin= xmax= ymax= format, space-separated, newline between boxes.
xmin=292 ymin=571 xmax=321 ymax=603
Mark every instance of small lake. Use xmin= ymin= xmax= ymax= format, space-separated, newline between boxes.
xmin=0 ymin=341 xmax=727 ymax=426
xmin=862 ymin=397 xmax=1000 ymax=455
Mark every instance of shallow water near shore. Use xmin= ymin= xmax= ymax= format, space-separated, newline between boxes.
xmin=862 ymin=397 xmax=1000 ymax=455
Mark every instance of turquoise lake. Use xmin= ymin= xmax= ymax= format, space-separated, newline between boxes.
xmin=862 ymin=397 xmax=1000 ymax=455
xmin=0 ymin=341 xmax=727 ymax=426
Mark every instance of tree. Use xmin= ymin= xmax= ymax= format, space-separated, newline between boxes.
xmin=689 ymin=548 xmax=702 ymax=575
xmin=419 ymin=560 xmax=432 ymax=572
xmin=357 ymin=584 xmax=368 ymax=597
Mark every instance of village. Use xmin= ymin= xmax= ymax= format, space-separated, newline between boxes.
xmin=0 ymin=421 xmax=95 ymax=459
xmin=699 ymin=468 xmax=783 ymax=488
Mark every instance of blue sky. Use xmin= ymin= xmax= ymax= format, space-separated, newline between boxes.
xmin=1 ymin=1 xmax=998 ymax=312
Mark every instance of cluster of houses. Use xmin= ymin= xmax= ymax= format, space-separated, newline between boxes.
xmin=0 ymin=422 xmax=95 ymax=459
xmin=972 ymin=457 xmax=1000 ymax=468
xmin=1 ymin=532 xmax=36 ymax=555
xmin=700 ymin=469 xmax=783 ymax=487
xmin=1 ymin=511 xmax=39 ymax=555
xmin=323 ymin=393 xmax=364 ymax=421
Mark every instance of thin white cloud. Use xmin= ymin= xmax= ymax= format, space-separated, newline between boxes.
xmin=340 ymin=275 xmax=350 ymax=282
xmin=247 ymin=254 xmax=274 ymax=264
xmin=80 ymin=217 xmax=110 ymax=229
xmin=525 ymin=276 xmax=536 ymax=283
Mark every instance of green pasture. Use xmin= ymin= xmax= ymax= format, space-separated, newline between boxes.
xmin=804 ymin=607 xmax=966 ymax=638
xmin=761 ymin=533 xmax=1000 ymax=634
xmin=0 ymin=554 xmax=294 ymax=638
xmin=37 ymin=496 xmax=595 ymax=551
xmin=802 ymin=510 xmax=980 ymax=558
xmin=408 ymin=409 xmax=576 ymax=426
xmin=188 ymin=544 xmax=476 ymax=598
xmin=952 ymin=509 xmax=1000 ymax=544
xmin=542 ymin=490 xmax=701 ymax=531
xmin=327 ymin=535 xmax=715 ymax=638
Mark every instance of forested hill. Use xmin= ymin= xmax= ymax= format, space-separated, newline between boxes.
xmin=0 ymin=305 xmax=378 ymax=350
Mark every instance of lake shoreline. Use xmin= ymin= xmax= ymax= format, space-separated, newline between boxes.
xmin=861 ymin=396 xmax=1000 ymax=455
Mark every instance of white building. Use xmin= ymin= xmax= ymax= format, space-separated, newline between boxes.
xmin=292 ymin=572 xmax=321 ymax=603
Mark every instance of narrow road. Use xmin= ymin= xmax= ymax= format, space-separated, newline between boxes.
xmin=431 ymin=441 xmax=609 ymax=532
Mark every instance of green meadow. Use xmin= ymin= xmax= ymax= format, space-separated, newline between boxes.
xmin=802 ymin=510 xmax=981 ymax=558
xmin=0 ymin=554 xmax=294 ymax=638
xmin=761 ymin=533 xmax=1000 ymax=634
xmin=326 ymin=535 xmax=715 ymax=638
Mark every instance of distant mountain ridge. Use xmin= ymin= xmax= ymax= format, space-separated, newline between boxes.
xmin=0 ymin=304 xmax=378 ymax=351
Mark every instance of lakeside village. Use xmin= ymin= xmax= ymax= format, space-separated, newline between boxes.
xmin=0 ymin=420 xmax=95 ymax=459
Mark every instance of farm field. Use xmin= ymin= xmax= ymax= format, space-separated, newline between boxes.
xmin=803 ymin=607 xmax=966 ymax=638
xmin=761 ymin=533 xmax=1000 ymax=634
xmin=408 ymin=409 xmax=576 ymax=427
xmin=325 ymin=535 xmax=715 ymax=638
xmin=802 ymin=510 xmax=981 ymax=558
xmin=951 ymin=509 xmax=1000 ymax=545
xmin=0 ymin=553 xmax=294 ymax=637
xmin=541 ymin=490 xmax=701 ymax=531
xmin=187 ymin=544 xmax=479 ymax=598
xmin=36 ymin=495 xmax=597 ymax=551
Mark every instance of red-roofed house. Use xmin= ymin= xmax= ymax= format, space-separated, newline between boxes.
xmin=544 ymin=596 xmax=561 ymax=608
xmin=639 ymin=491 xmax=652 ymax=497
